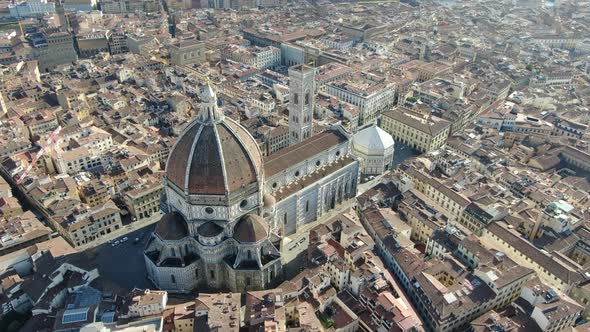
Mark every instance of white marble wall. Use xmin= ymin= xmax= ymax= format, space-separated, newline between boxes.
xmin=273 ymin=159 xmax=359 ymax=236
xmin=166 ymin=185 xmax=261 ymax=228
xmin=264 ymin=140 xmax=350 ymax=194
xmin=144 ymin=255 xmax=200 ymax=293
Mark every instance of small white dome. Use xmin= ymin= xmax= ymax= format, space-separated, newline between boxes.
xmin=353 ymin=125 xmax=394 ymax=152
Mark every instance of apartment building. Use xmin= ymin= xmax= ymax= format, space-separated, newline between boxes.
xmin=123 ymin=289 xmax=168 ymax=318
xmin=54 ymin=146 xmax=104 ymax=175
xmin=381 ymin=107 xmax=451 ymax=153
xmin=66 ymin=202 xmax=123 ymax=247
xmin=520 ymin=278 xmax=583 ymax=332
xmin=262 ymin=125 xmax=289 ymax=156
xmin=400 ymin=164 xmax=471 ymax=221
xmin=79 ymin=181 xmax=112 ymax=208
xmin=123 ymin=180 xmax=163 ymax=220
xmin=23 ymin=110 xmax=59 ymax=137
xmin=222 ymin=45 xmax=281 ymax=70
xmin=480 ymin=221 xmax=587 ymax=292
xmin=325 ymin=72 xmax=396 ymax=125
xmin=108 ymin=30 xmax=128 ymax=55
xmin=397 ymin=189 xmax=450 ymax=244
xmin=194 ymin=293 xmax=241 ymax=331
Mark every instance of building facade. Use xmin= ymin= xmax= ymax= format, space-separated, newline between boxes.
xmin=170 ymin=40 xmax=206 ymax=66
xmin=381 ymin=107 xmax=451 ymax=153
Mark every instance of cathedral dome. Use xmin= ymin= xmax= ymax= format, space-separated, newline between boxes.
xmin=233 ymin=214 xmax=268 ymax=243
xmin=166 ymin=85 xmax=263 ymax=198
xmin=155 ymin=212 xmax=189 ymax=241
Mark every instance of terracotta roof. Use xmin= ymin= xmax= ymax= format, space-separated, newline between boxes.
xmin=264 ymin=130 xmax=347 ymax=177
xmin=167 ymin=124 xmax=199 ymax=192
xmin=233 ymin=214 xmax=268 ymax=243
xmin=155 ymin=212 xmax=189 ymax=241
xmin=166 ymin=117 xmax=262 ymax=196
xmin=187 ymin=125 xmax=226 ymax=195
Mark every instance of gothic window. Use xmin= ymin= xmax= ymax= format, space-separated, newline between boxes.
xmin=284 ymin=212 xmax=287 ymax=225
xmin=171 ymin=247 xmax=176 ymax=257
xmin=293 ymin=93 xmax=299 ymax=105
xmin=247 ymin=250 xmax=252 ymax=259
xmin=306 ymin=201 xmax=309 ymax=212
xmin=305 ymin=93 xmax=310 ymax=105
xmin=171 ymin=275 xmax=176 ymax=283
xmin=210 ymin=270 xmax=215 ymax=279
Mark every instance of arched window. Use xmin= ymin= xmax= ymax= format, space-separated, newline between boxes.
xmin=171 ymin=275 xmax=176 ymax=283
xmin=293 ymin=93 xmax=299 ymax=104
xmin=247 ymin=250 xmax=252 ymax=259
xmin=305 ymin=201 xmax=309 ymax=212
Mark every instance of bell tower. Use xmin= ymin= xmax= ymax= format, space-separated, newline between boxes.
xmin=288 ymin=64 xmax=315 ymax=145
xmin=56 ymin=0 xmax=70 ymax=31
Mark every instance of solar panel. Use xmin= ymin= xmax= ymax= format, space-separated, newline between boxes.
xmin=101 ymin=312 xmax=115 ymax=323
xmin=62 ymin=307 xmax=89 ymax=324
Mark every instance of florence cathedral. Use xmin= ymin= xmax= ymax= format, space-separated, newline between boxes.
xmin=144 ymin=65 xmax=361 ymax=292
